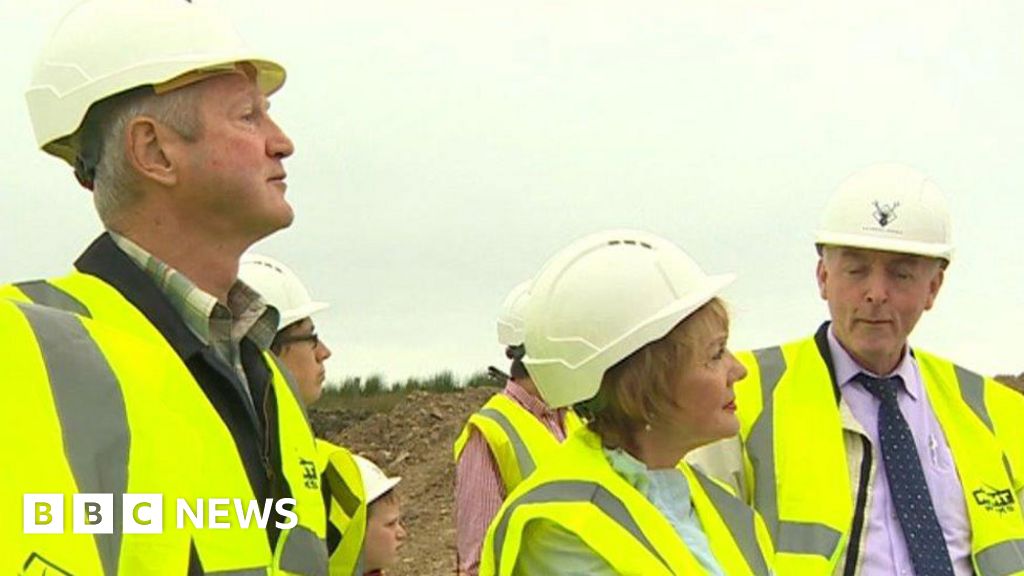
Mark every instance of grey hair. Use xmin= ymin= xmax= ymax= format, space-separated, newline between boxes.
xmin=77 ymin=85 xmax=203 ymax=226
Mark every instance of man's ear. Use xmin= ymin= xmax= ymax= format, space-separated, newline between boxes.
xmin=815 ymin=257 xmax=829 ymax=301
xmin=125 ymin=116 xmax=181 ymax=187
xmin=923 ymin=264 xmax=945 ymax=311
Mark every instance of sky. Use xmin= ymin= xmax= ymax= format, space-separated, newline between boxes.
xmin=1 ymin=0 xmax=1021 ymax=384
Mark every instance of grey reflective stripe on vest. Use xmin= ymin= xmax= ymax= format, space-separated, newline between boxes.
xmin=478 ymin=407 xmax=536 ymax=479
xmin=491 ymin=480 xmax=670 ymax=575
xmin=777 ymin=521 xmax=842 ymax=558
xmin=691 ymin=470 xmax=771 ymax=576
xmin=976 ymin=539 xmax=1024 ymax=576
xmin=279 ymin=525 xmax=328 ymax=576
xmin=954 ymin=364 xmax=1024 ymax=576
xmin=15 ymin=280 xmax=91 ymax=317
xmin=956 ymin=365 xmax=993 ymax=431
xmin=747 ymin=347 xmax=784 ymax=539
xmin=18 ymin=302 xmax=126 ymax=575
xmin=953 ymin=364 xmax=1018 ymax=487
xmin=205 ymin=568 xmax=268 ymax=575
xmin=746 ymin=346 xmax=843 ymax=559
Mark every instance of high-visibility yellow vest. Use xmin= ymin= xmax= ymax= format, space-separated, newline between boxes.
xmin=316 ymin=439 xmax=368 ymax=576
xmin=479 ymin=427 xmax=774 ymax=576
xmin=734 ymin=332 xmax=1024 ymax=576
xmin=1 ymin=272 xmax=328 ymax=574
xmin=453 ymin=392 xmax=583 ymax=493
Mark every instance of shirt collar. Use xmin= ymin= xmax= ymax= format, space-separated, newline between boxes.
xmin=505 ymin=378 xmax=562 ymax=419
xmin=828 ymin=324 xmax=921 ymax=400
xmin=109 ymin=232 xmax=276 ymax=350
xmin=602 ymin=446 xmax=692 ymax=514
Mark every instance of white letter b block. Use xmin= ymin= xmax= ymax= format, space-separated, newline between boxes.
xmin=24 ymin=494 xmax=64 ymax=534
xmin=73 ymin=493 xmax=113 ymax=534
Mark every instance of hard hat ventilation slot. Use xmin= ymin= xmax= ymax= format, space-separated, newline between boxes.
xmin=606 ymin=239 xmax=654 ymax=249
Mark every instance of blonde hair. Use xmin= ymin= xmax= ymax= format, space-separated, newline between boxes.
xmin=583 ymin=298 xmax=728 ymax=451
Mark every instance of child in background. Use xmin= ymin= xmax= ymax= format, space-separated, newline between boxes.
xmin=355 ymin=455 xmax=407 ymax=576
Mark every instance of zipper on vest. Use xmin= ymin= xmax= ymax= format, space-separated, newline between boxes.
xmin=843 ymin=434 xmax=873 ymax=576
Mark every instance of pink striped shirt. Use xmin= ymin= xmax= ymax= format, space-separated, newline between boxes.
xmin=454 ymin=379 xmax=568 ymax=576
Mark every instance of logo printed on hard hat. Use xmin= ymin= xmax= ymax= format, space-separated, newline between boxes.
xmin=872 ymin=200 xmax=900 ymax=228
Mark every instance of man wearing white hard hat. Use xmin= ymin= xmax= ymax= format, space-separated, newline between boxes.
xmin=453 ymin=281 xmax=582 ymax=576
xmin=240 ymin=253 xmax=376 ymax=576
xmin=478 ymin=229 xmax=774 ymax=574
xmin=692 ymin=163 xmax=1024 ymax=576
xmin=0 ymin=0 xmax=326 ymax=572
xmin=355 ymin=455 xmax=406 ymax=576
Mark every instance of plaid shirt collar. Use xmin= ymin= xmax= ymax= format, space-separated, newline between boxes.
xmin=109 ymin=232 xmax=277 ymax=350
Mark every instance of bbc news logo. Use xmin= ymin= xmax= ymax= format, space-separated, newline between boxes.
xmin=24 ymin=494 xmax=298 ymax=534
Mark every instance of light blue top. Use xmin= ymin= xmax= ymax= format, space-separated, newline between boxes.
xmin=515 ymin=446 xmax=726 ymax=575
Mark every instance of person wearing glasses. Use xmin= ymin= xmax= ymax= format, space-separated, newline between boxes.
xmin=240 ymin=253 xmax=333 ymax=405
xmin=239 ymin=254 xmax=370 ymax=575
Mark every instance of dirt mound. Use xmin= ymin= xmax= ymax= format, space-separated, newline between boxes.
xmin=996 ymin=373 xmax=1024 ymax=394
xmin=310 ymin=387 xmax=496 ymax=576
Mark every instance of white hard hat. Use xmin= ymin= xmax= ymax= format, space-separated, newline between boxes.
xmin=27 ymin=0 xmax=286 ymax=166
xmin=496 ymin=281 xmax=531 ymax=347
xmin=815 ymin=163 xmax=953 ymax=262
xmin=238 ymin=254 xmax=328 ymax=329
xmin=523 ymin=229 xmax=735 ymax=408
xmin=354 ymin=455 xmax=401 ymax=505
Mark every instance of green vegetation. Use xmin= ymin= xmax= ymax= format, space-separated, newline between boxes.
xmin=313 ymin=369 xmax=502 ymax=412
xmin=321 ymin=369 xmax=501 ymax=398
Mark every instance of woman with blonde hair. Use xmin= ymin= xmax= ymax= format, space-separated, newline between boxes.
xmin=479 ymin=229 xmax=774 ymax=576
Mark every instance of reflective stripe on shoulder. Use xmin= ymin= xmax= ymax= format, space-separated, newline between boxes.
xmin=14 ymin=280 xmax=91 ymax=317
xmin=279 ymin=525 xmax=328 ymax=576
xmin=691 ymin=470 xmax=771 ymax=576
xmin=746 ymin=346 xmax=842 ymax=559
xmin=490 ymin=480 xmax=670 ymax=575
xmin=951 ymin=363 xmax=1020 ymax=531
xmin=16 ymin=301 xmax=125 ymax=575
xmin=955 ymin=364 xmax=992 ymax=432
xmin=478 ymin=407 xmax=536 ymax=479
xmin=747 ymin=347 xmax=785 ymax=538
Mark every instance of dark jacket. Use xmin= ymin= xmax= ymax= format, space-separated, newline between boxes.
xmin=75 ymin=233 xmax=292 ymax=549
